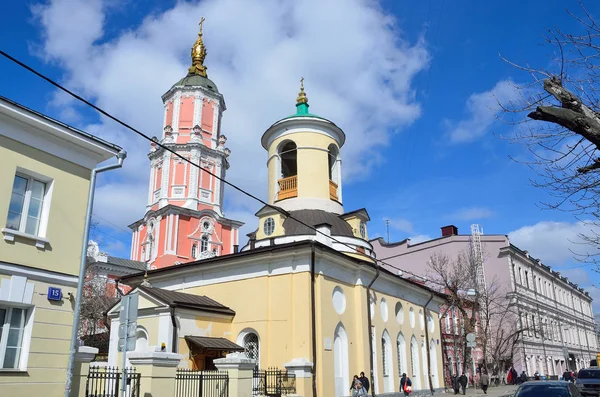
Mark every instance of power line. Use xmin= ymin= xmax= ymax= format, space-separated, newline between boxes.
xmin=92 ymin=212 xmax=134 ymax=235
xmin=0 ymin=49 xmax=443 ymax=287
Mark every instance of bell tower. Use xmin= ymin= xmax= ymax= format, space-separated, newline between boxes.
xmin=243 ymin=81 xmax=374 ymax=262
xmin=263 ymin=79 xmax=345 ymax=214
xmin=129 ymin=20 xmax=243 ymax=269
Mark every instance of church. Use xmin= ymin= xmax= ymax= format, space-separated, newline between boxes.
xmin=107 ymin=22 xmax=447 ymax=397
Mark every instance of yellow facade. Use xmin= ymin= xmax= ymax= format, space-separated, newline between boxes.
xmin=0 ymin=136 xmax=90 ymax=276
xmin=0 ymin=98 xmax=121 ymax=396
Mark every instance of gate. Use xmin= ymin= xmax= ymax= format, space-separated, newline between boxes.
xmin=252 ymin=368 xmax=296 ymax=397
xmin=175 ymin=369 xmax=229 ymax=397
xmin=86 ymin=366 xmax=140 ymax=397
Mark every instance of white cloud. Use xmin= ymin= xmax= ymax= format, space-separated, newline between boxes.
xmin=387 ymin=218 xmax=414 ymax=234
xmin=508 ymin=220 xmax=600 ymax=266
xmin=448 ymin=206 xmax=494 ymax=221
xmin=446 ymin=79 xmax=520 ymax=143
xmin=31 ymin=0 xmax=429 ymax=243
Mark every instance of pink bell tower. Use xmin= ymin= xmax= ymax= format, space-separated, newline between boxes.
xmin=129 ymin=20 xmax=243 ymax=269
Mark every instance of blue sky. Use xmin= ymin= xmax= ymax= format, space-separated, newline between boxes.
xmin=2 ymin=0 xmax=599 ymax=307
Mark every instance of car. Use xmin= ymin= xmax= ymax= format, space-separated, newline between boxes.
xmin=575 ymin=368 xmax=600 ymax=396
xmin=513 ymin=381 xmax=582 ymax=396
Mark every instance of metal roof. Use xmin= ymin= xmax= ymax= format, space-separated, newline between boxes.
xmin=185 ymin=336 xmax=244 ymax=352
xmin=138 ymin=286 xmax=235 ymax=315
xmin=282 ymin=209 xmax=354 ymax=237
xmin=105 ymin=256 xmax=147 ymax=271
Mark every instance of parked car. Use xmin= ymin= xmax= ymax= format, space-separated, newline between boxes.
xmin=514 ymin=381 xmax=582 ymax=396
xmin=575 ymin=368 xmax=600 ymax=396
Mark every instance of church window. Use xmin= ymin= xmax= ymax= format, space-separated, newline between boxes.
xmin=201 ymin=236 xmax=209 ymax=252
xmin=359 ymin=222 xmax=366 ymax=238
xmin=263 ymin=217 xmax=275 ymax=236
xmin=202 ymin=221 xmax=210 ymax=231
xmin=243 ymin=333 xmax=259 ymax=364
xmin=191 ymin=244 xmax=197 ymax=259
xmin=279 ymin=141 xmax=297 ymax=178
xmin=328 ymin=144 xmax=339 ymax=180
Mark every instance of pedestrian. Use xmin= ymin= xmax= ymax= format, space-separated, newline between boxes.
xmin=520 ymin=371 xmax=528 ymax=384
xmin=534 ymin=371 xmax=540 ymax=381
xmin=400 ymin=373 xmax=412 ymax=396
xmin=510 ymin=367 xmax=519 ymax=385
xmin=352 ymin=380 xmax=367 ymax=397
xmin=349 ymin=375 xmax=359 ymax=393
xmin=563 ymin=370 xmax=572 ymax=382
xmin=458 ymin=373 xmax=468 ymax=395
xmin=480 ymin=371 xmax=489 ymax=394
xmin=359 ymin=371 xmax=370 ymax=393
xmin=451 ymin=375 xmax=460 ymax=395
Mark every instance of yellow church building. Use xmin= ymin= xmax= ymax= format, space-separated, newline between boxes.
xmin=108 ymin=24 xmax=446 ymax=397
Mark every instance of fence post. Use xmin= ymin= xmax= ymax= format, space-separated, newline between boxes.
xmin=214 ymin=352 xmax=256 ymax=397
xmin=127 ymin=351 xmax=182 ymax=396
xmin=284 ymin=358 xmax=313 ymax=397
xmin=70 ymin=346 xmax=99 ymax=397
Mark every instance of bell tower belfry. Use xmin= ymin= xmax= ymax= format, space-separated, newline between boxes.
xmin=129 ymin=20 xmax=243 ymax=269
xmin=263 ymin=80 xmax=345 ymax=214
xmin=243 ymin=81 xmax=375 ymax=262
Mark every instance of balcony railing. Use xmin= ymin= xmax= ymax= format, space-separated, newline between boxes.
xmin=277 ymin=176 xmax=298 ymax=200
xmin=329 ymin=180 xmax=338 ymax=201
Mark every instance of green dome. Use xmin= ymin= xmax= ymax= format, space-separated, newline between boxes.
xmin=172 ymin=74 xmax=219 ymax=94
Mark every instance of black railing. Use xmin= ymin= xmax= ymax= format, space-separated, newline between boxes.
xmin=86 ymin=366 xmax=140 ymax=397
xmin=252 ymin=368 xmax=296 ymax=397
xmin=175 ymin=369 xmax=229 ymax=397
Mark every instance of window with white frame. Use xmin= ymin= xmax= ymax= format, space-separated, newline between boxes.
xmin=6 ymin=173 xmax=49 ymax=236
xmin=0 ymin=307 xmax=27 ymax=369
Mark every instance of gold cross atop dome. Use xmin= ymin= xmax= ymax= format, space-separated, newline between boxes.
xmin=188 ymin=17 xmax=208 ymax=77
xmin=296 ymin=77 xmax=308 ymax=105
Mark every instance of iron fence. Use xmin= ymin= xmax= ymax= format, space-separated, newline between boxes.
xmin=252 ymin=367 xmax=296 ymax=397
xmin=175 ymin=369 xmax=229 ymax=397
xmin=85 ymin=366 xmax=140 ymax=397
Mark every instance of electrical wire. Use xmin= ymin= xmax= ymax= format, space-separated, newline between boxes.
xmin=0 ymin=49 xmax=451 ymax=288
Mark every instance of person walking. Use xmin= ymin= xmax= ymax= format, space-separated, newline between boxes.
xmin=400 ymin=373 xmax=412 ymax=396
xmin=349 ymin=375 xmax=359 ymax=393
xmin=480 ymin=371 xmax=490 ymax=394
xmin=510 ymin=367 xmax=519 ymax=385
xmin=520 ymin=371 xmax=528 ymax=384
xmin=534 ymin=371 xmax=540 ymax=381
xmin=359 ymin=371 xmax=370 ymax=393
xmin=458 ymin=373 xmax=468 ymax=395
xmin=352 ymin=380 xmax=367 ymax=397
xmin=451 ymin=375 xmax=460 ymax=395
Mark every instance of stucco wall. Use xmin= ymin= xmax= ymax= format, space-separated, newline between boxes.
xmin=0 ymin=135 xmax=90 ymax=276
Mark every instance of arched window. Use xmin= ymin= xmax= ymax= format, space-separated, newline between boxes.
xmin=191 ymin=244 xmax=197 ymax=259
xmin=243 ymin=333 xmax=259 ymax=363
xmin=328 ymin=144 xmax=339 ymax=180
xmin=382 ymin=330 xmax=394 ymax=392
xmin=201 ymin=236 xmax=209 ymax=252
xmin=421 ymin=339 xmax=429 ymax=389
xmin=279 ymin=141 xmax=297 ymax=178
xmin=410 ymin=336 xmax=421 ymax=390
xmin=334 ymin=323 xmax=349 ymax=397
xmin=397 ymin=333 xmax=407 ymax=378
xmin=429 ymin=339 xmax=439 ymax=388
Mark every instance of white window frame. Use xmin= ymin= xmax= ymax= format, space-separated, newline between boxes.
xmin=3 ymin=169 xmax=53 ymax=249
xmin=0 ymin=304 xmax=33 ymax=371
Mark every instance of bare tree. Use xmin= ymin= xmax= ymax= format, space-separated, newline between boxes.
xmin=501 ymin=1 xmax=600 ymax=260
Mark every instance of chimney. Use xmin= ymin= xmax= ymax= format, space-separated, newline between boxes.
xmin=233 ymin=245 xmax=239 ymax=254
xmin=441 ymin=225 xmax=458 ymax=237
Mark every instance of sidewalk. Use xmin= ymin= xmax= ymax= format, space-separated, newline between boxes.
xmin=458 ymin=385 xmax=517 ymax=396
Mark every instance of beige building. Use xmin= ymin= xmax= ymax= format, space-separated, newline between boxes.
xmin=109 ymin=84 xmax=447 ymax=397
xmin=0 ymin=96 xmax=122 ymax=396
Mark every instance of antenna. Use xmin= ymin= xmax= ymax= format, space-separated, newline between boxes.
xmin=385 ymin=219 xmax=390 ymax=243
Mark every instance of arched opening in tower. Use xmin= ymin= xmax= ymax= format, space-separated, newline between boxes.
xmin=328 ymin=144 xmax=340 ymax=201
xmin=277 ymin=141 xmax=298 ymax=200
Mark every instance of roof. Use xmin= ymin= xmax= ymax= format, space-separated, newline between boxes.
xmin=282 ymin=209 xmax=354 ymax=237
xmin=340 ymin=208 xmax=371 ymax=221
xmin=0 ymin=95 xmax=122 ymax=153
xmin=185 ymin=336 xmax=244 ymax=352
xmin=105 ymin=256 xmax=147 ymax=271
xmin=171 ymin=74 xmax=219 ymax=94
xmin=138 ymin=286 xmax=235 ymax=315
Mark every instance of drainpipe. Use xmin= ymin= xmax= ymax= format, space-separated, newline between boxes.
xmin=64 ymin=150 xmax=127 ymax=397
xmin=310 ymin=244 xmax=318 ymax=397
xmin=423 ymin=294 xmax=435 ymax=395
xmin=171 ymin=308 xmax=178 ymax=353
xmin=366 ymin=263 xmax=380 ymax=397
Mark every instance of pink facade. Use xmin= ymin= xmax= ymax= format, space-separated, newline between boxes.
xmin=128 ymin=76 xmax=243 ymax=269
